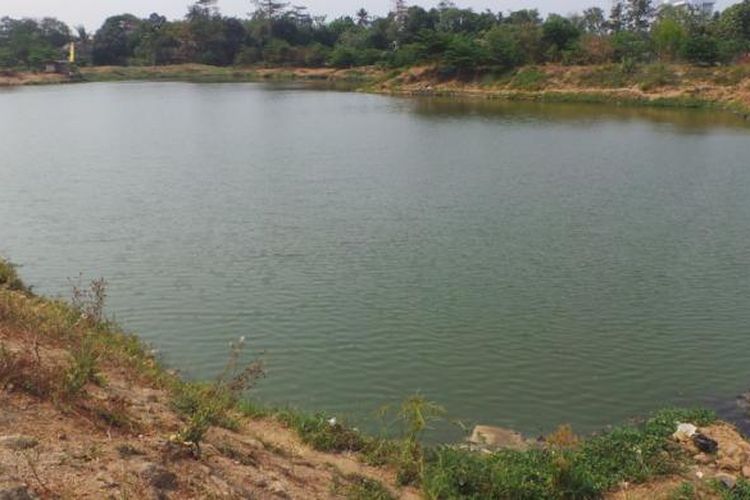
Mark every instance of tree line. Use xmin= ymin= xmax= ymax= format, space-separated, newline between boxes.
xmin=2 ymin=0 xmax=750 ymax=72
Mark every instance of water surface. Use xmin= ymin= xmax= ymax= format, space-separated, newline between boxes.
xmin=1 ymin=82 xmax=749 ymax=438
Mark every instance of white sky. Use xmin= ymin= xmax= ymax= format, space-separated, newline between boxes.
xmin=1 ymin=0 xmax=736 ymax=31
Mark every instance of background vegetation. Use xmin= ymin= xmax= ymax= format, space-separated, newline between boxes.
xmin=2 ymin=0 xmax=750 ymax=73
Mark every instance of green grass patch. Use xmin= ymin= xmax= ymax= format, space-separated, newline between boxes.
xmin=333 ymin=473 xmax=395 ymax=500
xmin=509 ymin=67 xmax=549 ymax=90
xmin=0 ymin=259 xmax=29 ymax=293
xmin=422 ymin=408 xmax=716 ymax=499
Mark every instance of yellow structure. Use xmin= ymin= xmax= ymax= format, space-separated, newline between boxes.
xmin=68 ymin=42 xmax=76 ymax=63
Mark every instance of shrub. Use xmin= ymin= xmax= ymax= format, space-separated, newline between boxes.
xmin=0 ymin=259 xmax=28 ymax=293
xmin=682 ymin=35 xmax=720 ymax=65
xmin=510 ymin=67 xmax=549 ymax=90
xmin=173 ymin=338 xmax=264 ymax=451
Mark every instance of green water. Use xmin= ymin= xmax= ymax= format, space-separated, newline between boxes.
xmin=1 ymin=82 xmax=749 ymax=439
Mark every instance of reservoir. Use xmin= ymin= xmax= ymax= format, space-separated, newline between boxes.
xmin=1 ymin=82 xmax=749 ymax=439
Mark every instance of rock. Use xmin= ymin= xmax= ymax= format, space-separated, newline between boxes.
xmin=137 ymin=462 xmax=177 ymax=490
xmin=693 ymin=433 xmax=719 ymax=454
xmin=693 ymin=453 xmax=713 ymax=465
xmin=673 ymin=423 xmax=698 ymax=442
xmin=0 ymin=435 xmax=39 ymax=450
xmin=468 ymin=425 xmax=529 ymax=451
xmin=715 ymin=473 xmax=737 ymax=490
xmin=0 ymin=486 xmax=34 ymax=500
xmin=742 ymin=465 xmax=750 ymax=479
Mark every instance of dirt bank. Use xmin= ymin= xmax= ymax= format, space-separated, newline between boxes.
xmin=4 ymin=63 xmax=750 ymax=115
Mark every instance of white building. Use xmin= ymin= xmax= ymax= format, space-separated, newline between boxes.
xmin=661 ymin=0 xmax=716 ymax=16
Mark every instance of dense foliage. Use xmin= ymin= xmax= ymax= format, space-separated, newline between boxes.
xmin=2 ymin=0 xmax=750 ymax=71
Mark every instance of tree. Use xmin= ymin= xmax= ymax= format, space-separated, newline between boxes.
xmin=356 ymin=8 xmax=370 ymax=27
xmin=652 ymin=17 xmax=687 ymax=61
xmin=542 ymin=14 xmax=581 ymax=54
xmin=252 ymin=0 xmax=289 ymax=20
xmin=624 ymin=0 xmax=655 ymax=33
xmin=483 ymin=25 xmax=522 ymax=69
xmin=608 ymin=1 xmax=625 ymax=33
xmin=443 ymin=34 xmax=487 ymax=70
xmin=718 ymin=0 xmax=750 ymax=41
xmin=581 ymin=7 xmax=606 ymax=35
xmin=681 ymin=33 xmax=719 ymax=64
xmin=0 ymin=17 xmax=64 ymax=68
xmin=92 ymin=14 xmax=141 ymax=65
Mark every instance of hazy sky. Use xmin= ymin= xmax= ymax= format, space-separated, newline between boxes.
xmin=1 ymin=0 xmax=736 ymax=31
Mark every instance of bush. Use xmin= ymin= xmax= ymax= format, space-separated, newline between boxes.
xmin=483 ymin=26 xmax=523 ymax=70
xmin=443 ymin=36 xmax=488 ymax=71
xmin=173 ymin=338 xmax=264 ymax=451
xmin=509 ymin=67 xmax=549 ymax=90
xmin=422 ymin=408 xmax=716 ymax=499
xmin=682 ymin=35 xmax=720 ymax=65
xmin=329 ymin=45 xmax=358 ymax=68
xmin=0 ymin=259 xmax=28 ymax=293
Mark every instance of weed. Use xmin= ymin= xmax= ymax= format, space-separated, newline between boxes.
xmin=724 ymin=479 xmax=750 ymax=499
xmin=670 ymin=481 xmax=696 ymax=500
xmin=387 ymin=394 xmax=445 ymax=486
xmin=63 ymin=335 xmax=104 ymax=397
xmin=70 ymin=276 xmax=107 ymax=325
xmin=510 ymin=67 xmax=549 ymax=90
xmin=0 ymin=259 xmax=29 ymax=293
xmin=422 ymin=408 xmax=716 ymax=499
xmin=0 ymin=343 xmax=57 ymax=398
xmin=173 ymin=338 xmax=264 ymax=451
xmin=84 ymin=396 xmax=136 ymax=431
xmin=116 ymin=444 xmax=145 ymax=458
xmin=333 ymin=473 xmax=395 ymax=500
xmin=216 ymin=441 xmax=258 ymax=466
xmin=638 ymin=64 xmax=678 ymax=91
xmin=546 ymin=424 xmax=581 ymax=450
xmin=275 ymin=409 xmax=366 ymax=452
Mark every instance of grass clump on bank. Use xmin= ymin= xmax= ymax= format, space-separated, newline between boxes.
xmin=422 ymin=408 xmax=716 ymax=499
xmin=0 ymin=258 xmax=29 ymax=292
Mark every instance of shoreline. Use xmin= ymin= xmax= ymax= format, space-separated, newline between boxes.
xmin=3 ymin=258 xmax=750 ymax=498
xmin=2 ymin=63 xmax=750 ymax=117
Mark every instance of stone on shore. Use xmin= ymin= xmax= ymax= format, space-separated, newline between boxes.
xmin=715 ymin=472 xmax=737 ymax=490
xmin=468 ymin=425 xmax=529 ymax=451
xmin=672 ymin=423 xmax=697 ymax=442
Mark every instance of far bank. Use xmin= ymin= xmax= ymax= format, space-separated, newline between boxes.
xmin=2 ymin=63 xmax=750 ymax=116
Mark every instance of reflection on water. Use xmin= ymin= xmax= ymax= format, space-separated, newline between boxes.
xmin=410 ymin=96 xmax=750 ymax=131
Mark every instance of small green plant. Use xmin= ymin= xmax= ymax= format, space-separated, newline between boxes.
xmin=510 ymin=67 xmax=549 ymax=90
xmin=64 ymin=335 xmax=104 ymax=397
xmin=333 ymin=473 xmax=395 ymax=500
xmin=422 ymin=408 xmax=717 ymax=499
xmin=173 ymin=337 xmax=264 ymax=451
xmin=726 ymin=479 xmax=750 ymax=499
xmin=0 ymin=259 xmax=29 ymax=292
xmin=275 ymin=409 xmax=366 ymax=452
xmin=70 ymin=276 xmax=108 ymax=325
xmin=638 ymin=64 xmax=678 ymax=91
xmin=379 ymin=394 xmax=445 ymax=486
xmin=670 ymin=481 xmax=696 ymax=500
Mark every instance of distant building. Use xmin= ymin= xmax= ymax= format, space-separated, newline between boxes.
xmin=44 ymin=61 xmax=71 ymax=74
xmin=661 ymin=0 xmax=716 ymax=16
